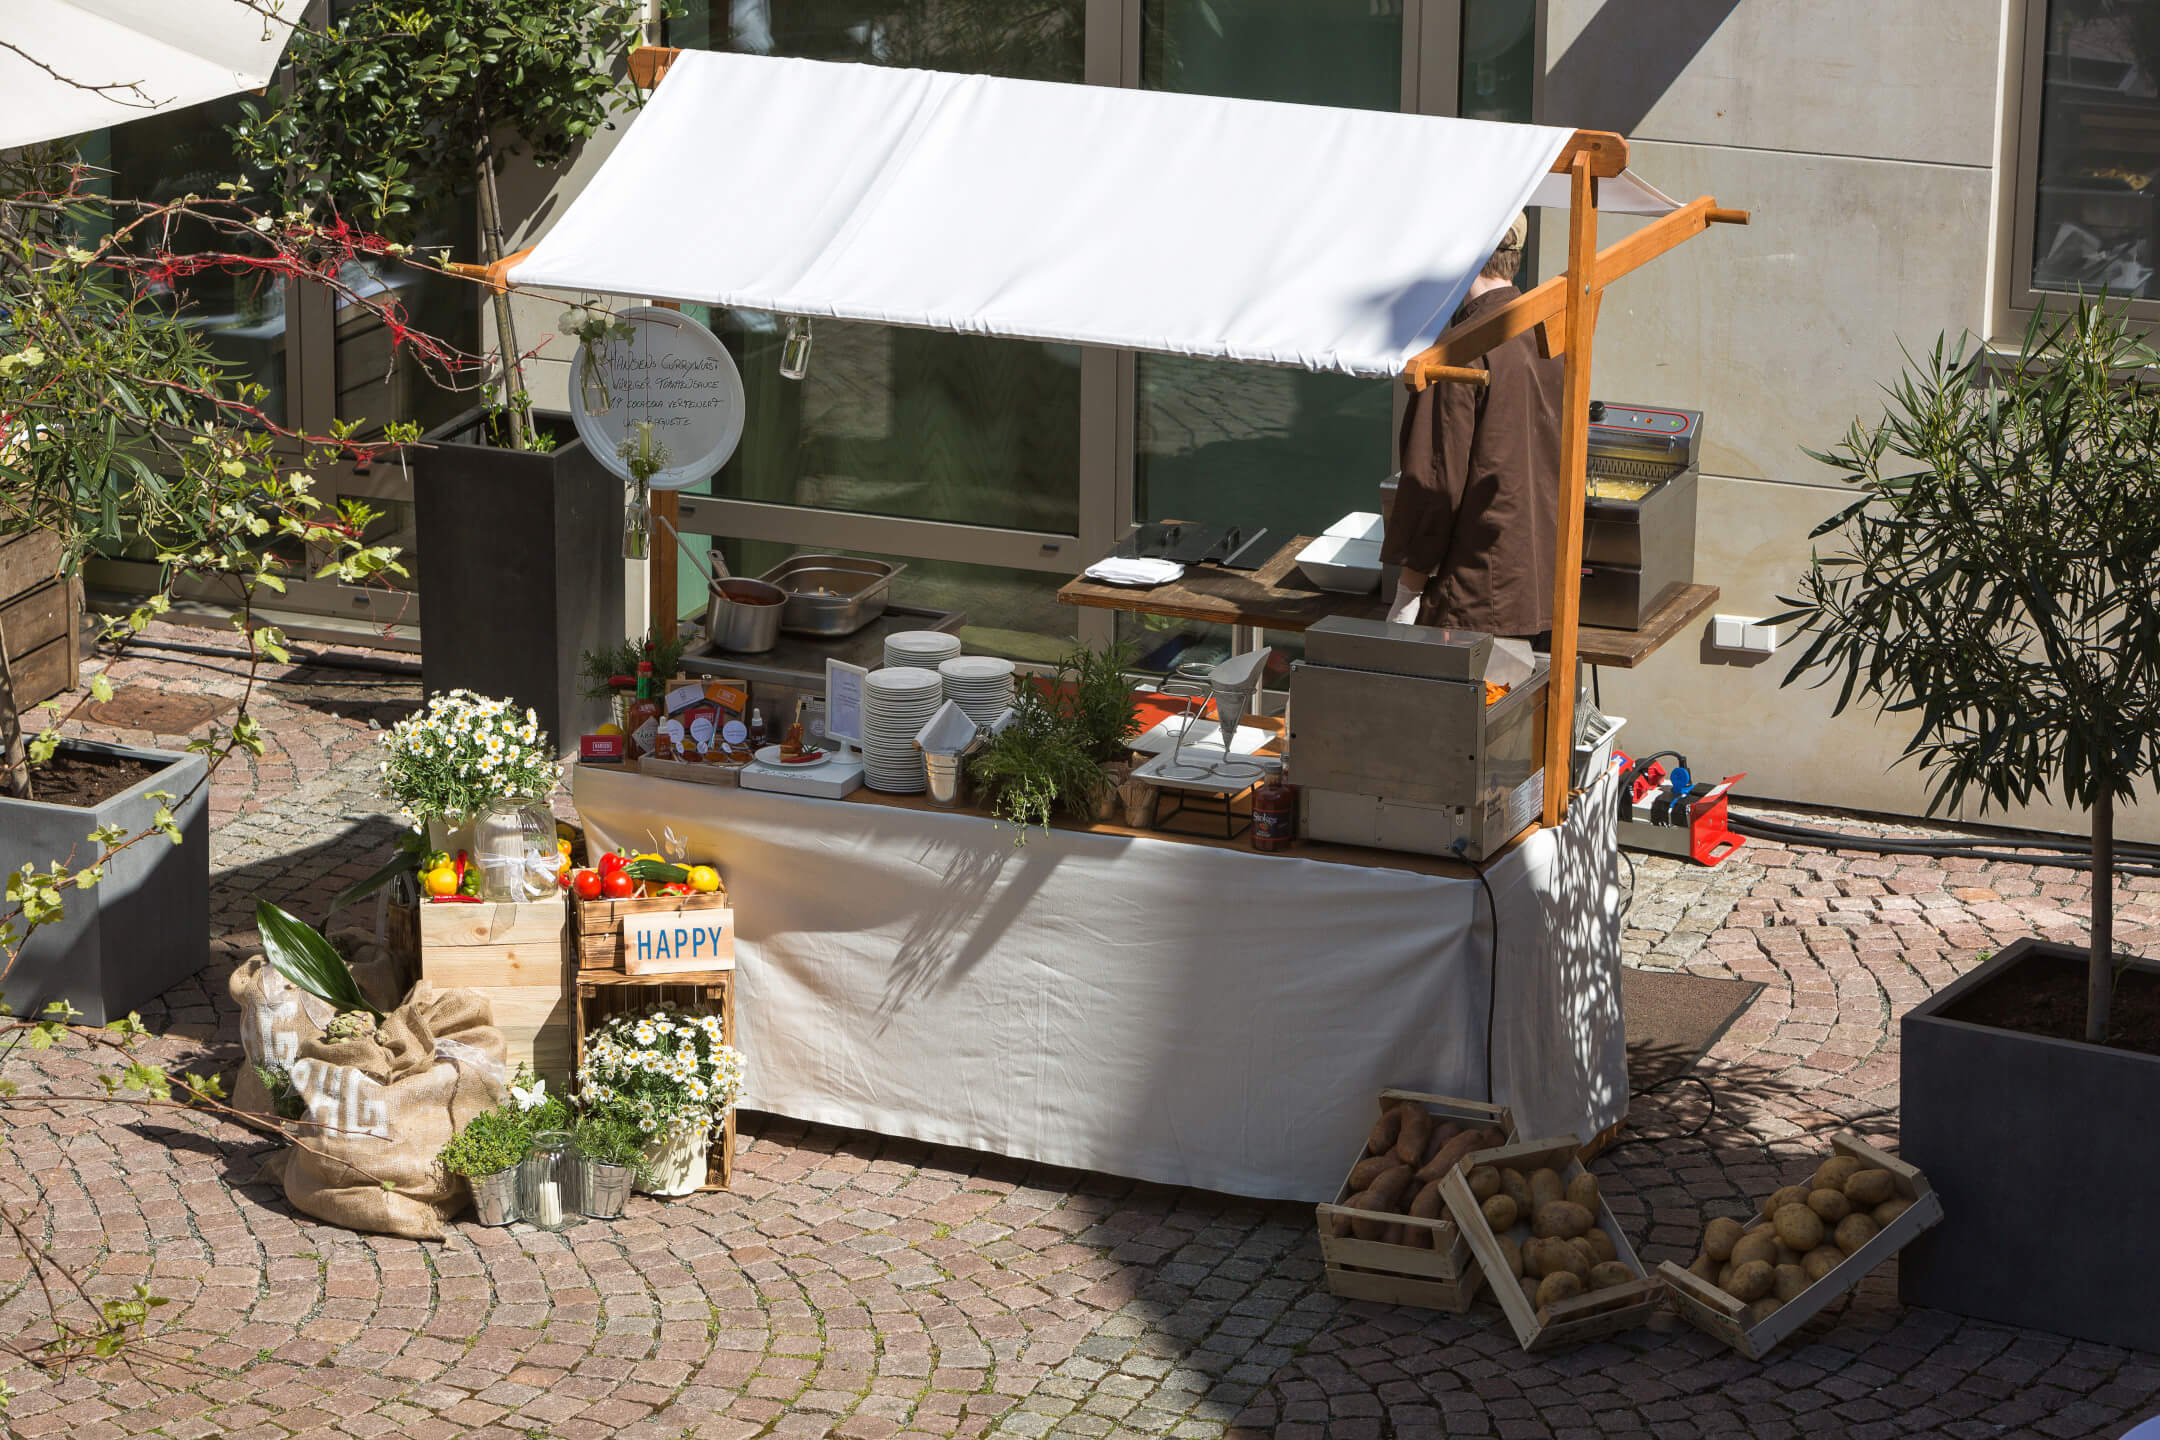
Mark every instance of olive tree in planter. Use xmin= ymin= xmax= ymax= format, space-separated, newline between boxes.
xmin=1775 ymin=302 xmax=2160 ymax=1349
xmin=231 ymin=0 xmax=659 ymax=747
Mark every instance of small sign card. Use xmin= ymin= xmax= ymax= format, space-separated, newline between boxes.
xmin=826 ymin=659 xmax=865 ymax=755
xmin=621 ymin=907 xmax=735 ymax=975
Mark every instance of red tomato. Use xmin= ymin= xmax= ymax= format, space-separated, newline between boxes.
xmin=598 ymin=851 xmax=629 ymax=876
xmin=601 ymin=871 xmax=635 ymax=899
xmin=572 ymin=869 xmax=604 ymax=901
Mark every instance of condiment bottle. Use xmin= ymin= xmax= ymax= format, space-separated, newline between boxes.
xmin=1251 ymin=764 xmax=1298 ymax=852
xmin=749 ymin=707 xmax=767 ymax=747
xmin=625 ymin=660 xmax=662 ymax=760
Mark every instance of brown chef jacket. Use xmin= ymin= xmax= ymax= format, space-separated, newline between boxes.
xmin=1381 ymin=282 xmax=1563 ymax=637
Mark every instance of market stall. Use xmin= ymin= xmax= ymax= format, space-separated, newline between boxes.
xmin=477 ymin=45 xmax=1746 ymax=1198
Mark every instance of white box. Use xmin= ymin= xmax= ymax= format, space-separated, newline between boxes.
xmin=1296 ymin=534 xmax=1384 ymax=594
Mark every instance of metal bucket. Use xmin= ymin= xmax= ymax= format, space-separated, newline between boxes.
xmin=469 ymin=1167 xmax=522 ymax=1226
xmin=705 ymin=578 xmax=786 ymax=653
xmin=580 ymin=1159 xmax=633 ymax=1219
xmin=923 ymin=753 xmax=966 ymax=807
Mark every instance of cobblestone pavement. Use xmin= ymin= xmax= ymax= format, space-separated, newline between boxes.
xmin=3 ymin=633 xmax=2157 ymax=1440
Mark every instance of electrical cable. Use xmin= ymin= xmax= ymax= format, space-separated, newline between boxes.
xmin=1727 ymin=811 xmax=2160 ymax=878
xmin=1465 ymin=853 xmax=1503 ymax=1105
xmin=1730 ymin=809 xmax=2160 ymax=861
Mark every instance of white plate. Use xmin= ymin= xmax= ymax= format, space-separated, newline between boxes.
xmin=569 ymin=306 xmax=746 ymax=490
xmin=939 ymin=656 xmax=1013 ymax=680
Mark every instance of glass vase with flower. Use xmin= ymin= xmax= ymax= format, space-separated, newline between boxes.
xmin=377 ymin=689 xmax=561 ymax=862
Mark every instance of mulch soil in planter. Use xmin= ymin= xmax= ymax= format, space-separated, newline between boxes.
xmin=27 ymin=750 xmax=170 ymax=809
xmin=1943 ymin=944 xmax=2160 ymax=1057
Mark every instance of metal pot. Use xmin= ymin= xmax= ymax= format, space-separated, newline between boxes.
xmin=756 ymin=554 xmax=906 ymax=637
xmin=468 ymin=1166 xmax=522 ymax=1227
xmin=580 ymin=1158 xmax=633 ymax=1219
xmin=705 ymin=578 xmax=787 ymax=653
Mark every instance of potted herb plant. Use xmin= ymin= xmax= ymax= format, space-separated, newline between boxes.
xmin=436 ymin=1066 xmax=564 ymax=1227
xmin=578 ymin=1003 xmax=745 ymax=1197
xmin=572 ymin=1100 xmax=654 ymax=1219
xmin=1774 ymin=303 xmax=2160 ymax=1351
xmin=967 ymin=683 xmax=1112 ymax=841
xmin=1052 ymin=642 xmax=1143 ymax=819
xmin=230 ymin=0 xmax=653 ymax=749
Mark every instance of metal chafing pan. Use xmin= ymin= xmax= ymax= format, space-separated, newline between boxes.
xmin=755 ymin=553 xmax=908 ymax=637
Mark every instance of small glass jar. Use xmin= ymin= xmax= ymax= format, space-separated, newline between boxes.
xmin=519 ymin=1129 xmax=577 ymax=1232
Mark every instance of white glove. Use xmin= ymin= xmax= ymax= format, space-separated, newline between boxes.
xmin=1387 ymin=577 xmax=1425 ymax=625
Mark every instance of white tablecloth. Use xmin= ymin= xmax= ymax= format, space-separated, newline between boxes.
xmin=575 ymin=768 xmax=1626 ymax=1202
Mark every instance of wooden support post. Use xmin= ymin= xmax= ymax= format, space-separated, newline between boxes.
xmin=1543 ymin=153 xmax=1600 ymax=829
xmin=651 ymin=490 xmax=680 ymax=648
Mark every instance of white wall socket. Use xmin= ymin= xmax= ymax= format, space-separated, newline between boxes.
xmin=1711 ymin=613 xmax=1779 ymax=654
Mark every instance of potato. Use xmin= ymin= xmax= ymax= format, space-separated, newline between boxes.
xmin=1760 ymin=1185 xmax=1810 ymax=1220
xmin=1566 ymin=1237 xmax=1598 ymax=1273
xmin=1873 ymin=1196 xmax=1913 ymax=1229
xmin=1367 ymin=1165 xmax=1413 ymax=1213
xmin=1519 ymin=1273 xmax=1541 ymax=1309
xmin=1812 ymin=1155 xmax=1864 ymax=1193
xmin=1567 ymin=1173 xmax=1601 ymax=1212
xmin=1499 ymin=1167 xmax=1536 ymax=1219
xmin=1583 ymin=1227 xmax=1616 ymax=1264
xmin=1322 ymin=1210 xmax=1352 ymax=1239
xmin=1416 ymin=1128 xmax=1500 ymax=1184
xmin=1346 ymin=1155 xmax=1394 ymax=1191
xmin=1726 ymin=1260 xmax=1774 ymax=1302
xmin=1536 ymin=1236 xmax=1588 ymax=1280
xmin=1393 ymin=1105 xmax=1433 ymax=1167
xmin=1530 ymin=1168 xmax=1565 ymax=1210
xmin=1367 ymin=1103 xmax=1405 ymax=1155
xmin=1834 ymin=1213 xmax=1879 ymax=1254
xmin=1717 ymin=1262 xmax=1734 ymax=1291
xmin=1345 ymin=1189 xmax=1388 ymax=1240
xmin=1409 ymin=1178 xmax=1445 ymax=1220
xmin=1801 ymin=1246 xmax=1842 ymax=1282
xmin=1775 ymin=1243 xmax=1801 ymax=1268
xmin=1382 ymin=1224 xmax=1411 ymax=1246
xmin=1499 ymin=1233 xmax=1523 ymax=1278
xmin=1730 ymin=1229 xmax=1780 ymax=1269
xmin=1422 ymin=1119 xmax=1462 ymax=1165
xmin=1467 ymin=1165 xmax=1501 ymax=1202
xmin=1533 ymin=1201 xmax=1595 ymax=1240
xmin=1703 ymin=1216 xmax=1745 ymax=1262
xmin=1747 ymin=1296 xmax=1785 ymax=1327
xmin=1536 ymin=1270 xmax=1584 ymax=1308
xmin=1772 ymin=1204 xmax=1825 ymax=1253
xmin=1773 ymin=1263 xmax=1809 ymax=1303
xmin=1688 ymin=1254 xmax=1720 ymax=1285
xmin=1805 ymin=1187 xmax=1851 ymax=1224
xmin=1843 ymin=1168 xmax=1895 ymax=1208
xmin=1482 ymin=1194 xmax=1519 ymax=1231
xmin=1589 ymin=1261 xmax=1635 ymax=1290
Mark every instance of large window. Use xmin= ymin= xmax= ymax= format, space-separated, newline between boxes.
xmin=2014 ymin=1 xmax=2160 ymax=309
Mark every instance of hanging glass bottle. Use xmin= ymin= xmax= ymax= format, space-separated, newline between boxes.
xmin=578 ymin=341 xmax=614 ymax=415
xmin=624 ymin=477 xmax=651 ymax=559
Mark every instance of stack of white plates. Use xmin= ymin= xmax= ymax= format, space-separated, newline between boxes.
xmin=862 ymin=666 xmax=944 ymax=793
xmin=938 ymin=655 xmax=1016 ymax=731
xmin=884 ymin=630 xmax=962 ymax=670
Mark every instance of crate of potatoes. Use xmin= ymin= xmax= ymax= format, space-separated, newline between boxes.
xmin=1658 ymin=1133 xmax=1941 ymax=1360
xmin=1440 ymin=1134 xmax=1664 ymax=1351
xmin=1314 ymin=1091 xmax=1515 ymax=1313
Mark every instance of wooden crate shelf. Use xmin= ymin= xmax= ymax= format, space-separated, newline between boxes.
xmin=418 ymin=895 xmax=573 ymax=1083
xmin=573 ymin=964 xmax=737 ymax=1192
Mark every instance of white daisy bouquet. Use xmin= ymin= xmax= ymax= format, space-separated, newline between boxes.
xmin=578 ymin=1003 xmax=745 ymax=1141
xmin=378 ymin=689 xmax=560 ymax=822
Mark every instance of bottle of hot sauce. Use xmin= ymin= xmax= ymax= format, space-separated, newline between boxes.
xmin=1251 ymin=761 xmax=1298 ymax=852
xmin=625 ymin=661 xmax=662 ymax=761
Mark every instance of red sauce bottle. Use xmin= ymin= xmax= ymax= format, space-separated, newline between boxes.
xmin=1251 ymin=766 xmax=1298 ymax=852
xmin=625 ymin=661 xmax=662 ymax=760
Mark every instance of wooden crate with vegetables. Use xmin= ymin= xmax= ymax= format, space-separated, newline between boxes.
xmin=1314 ymin=1091 xmax=1515 ymax=1312
xmin=1658 ymin=1134 xmax=1942 ymax=1360
xmin=569 ymin=852 xmax=731 ymax=974
xmin=1440 ymin=1134 xmax=1663 ymax=1351
xmin=416 ymin=895 xmax=573 ymax=1082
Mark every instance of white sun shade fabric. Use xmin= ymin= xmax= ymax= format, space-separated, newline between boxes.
xmin=512 ymin=51 xmax=1580 ymax=379
xmin=0 ymin=0 xmax=309 ymax=149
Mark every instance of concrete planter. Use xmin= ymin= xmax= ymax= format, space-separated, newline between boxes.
xmin=412 ymin=408 xmax=623 ymax=752
xmin=1900 ymin=936 xmax=2160 ymax=1351
xmin=0 ymin=739 xmax=209 ymax=1024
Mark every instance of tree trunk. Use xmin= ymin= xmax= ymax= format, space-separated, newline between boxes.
xmin=473 ymin=130 xmax=529 ymax=451
xmin=2089 ymin=786 xmax=2115 ymax=1045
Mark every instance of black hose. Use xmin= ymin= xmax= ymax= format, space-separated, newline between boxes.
xmin=1733 ymin=810 xmax=2160 ymax=861
xmin=1726 ymin=812 xmax=2160 ymax=879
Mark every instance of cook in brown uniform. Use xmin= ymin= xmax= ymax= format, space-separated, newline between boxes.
xmin=1381 ymin=213 xmax=1563 ymax=646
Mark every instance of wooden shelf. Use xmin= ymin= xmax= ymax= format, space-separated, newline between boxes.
xmin=577 ymin=966 xmax=734 ymax=988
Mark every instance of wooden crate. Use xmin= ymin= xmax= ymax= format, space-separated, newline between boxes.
xmin=0 ymin=532 xmax=79 ymax=710
xmin=418 ymin=896 xmax=573 ymax=1084
xmin=1658 ymin=1134 xmax=1943 ymax=1360
xmin=573 ymin=890 xmax=731 ymax=971
xmin=1314 ymin=1091 xmax=1516 ymax=1309
xmin=574 ymin=967 xmax=737 ymax=1191
xmin=1441 ymin=1134 xmax=1665 ymax=1351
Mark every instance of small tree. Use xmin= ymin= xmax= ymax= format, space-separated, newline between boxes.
xmin=1777 ymin=303 xmax=2160 ymax=1044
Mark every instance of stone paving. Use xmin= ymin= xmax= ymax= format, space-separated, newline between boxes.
xmin=2 ymin=627 xmax=2158 ymax=1440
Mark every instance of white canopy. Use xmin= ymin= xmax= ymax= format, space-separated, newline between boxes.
xmin=0 ymin=0 xmax=308 ymax=149
xmin=514 ymin=52 xmax=1665 ymax=379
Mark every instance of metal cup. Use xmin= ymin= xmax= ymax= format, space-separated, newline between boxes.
xmin=923 ymin=753 xmax=965 ymax=806
xmin=580 ymin=1159 xmax=633 ymax=1219
xmin=468 ymin=1167 xmax=522 ymax=1227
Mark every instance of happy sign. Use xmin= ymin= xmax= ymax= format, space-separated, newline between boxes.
xmin=621 ymin=908 xmax=735 ymax=976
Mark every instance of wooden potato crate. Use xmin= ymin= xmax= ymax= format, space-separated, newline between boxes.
xmin=573 ymin=890 xmax=732 ymax=972
xmin=574 ymin=967 xmax=737 ymax=1191
xmin=1658 ymin=1134 xmax=1943 ymax=1360
xmin=418 ymin=896 xmax=573 ymax=1083
xmin=1441 ymin=1133 xmax=1665 ymax=1351
xmin=1314 ymin=1091 xmax=1516 ymax=1313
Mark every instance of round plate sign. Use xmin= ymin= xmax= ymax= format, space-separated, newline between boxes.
xmin=568 ymin=305 xmax=746 ymax=491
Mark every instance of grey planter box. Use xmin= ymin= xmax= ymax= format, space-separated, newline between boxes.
xmin=412 ymin=408 xmax=623 ymax=752
xmin=0 ymin=739 xmax=209 ymax=1024
xmin=1900 ymin=936 xmax=2160 ymax=1351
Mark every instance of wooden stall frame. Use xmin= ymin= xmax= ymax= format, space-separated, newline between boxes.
xmin=1657 ymin=1134 xmax=1943 ymax=1361
xmin=1314 ymin=1091 xmax=1516 ymax=1291
xmin=1440 ymin=1133 xmax=1664 ymax=1352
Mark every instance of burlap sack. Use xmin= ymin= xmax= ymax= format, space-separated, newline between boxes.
xmin=229 ymin=934 xmax=411 ymax=1118
xmin=232 ymin=944 xmax=507 ymax=1240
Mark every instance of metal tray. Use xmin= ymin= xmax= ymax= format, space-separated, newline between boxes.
xmin=756 ymin=553 xmax=907 ymax=637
